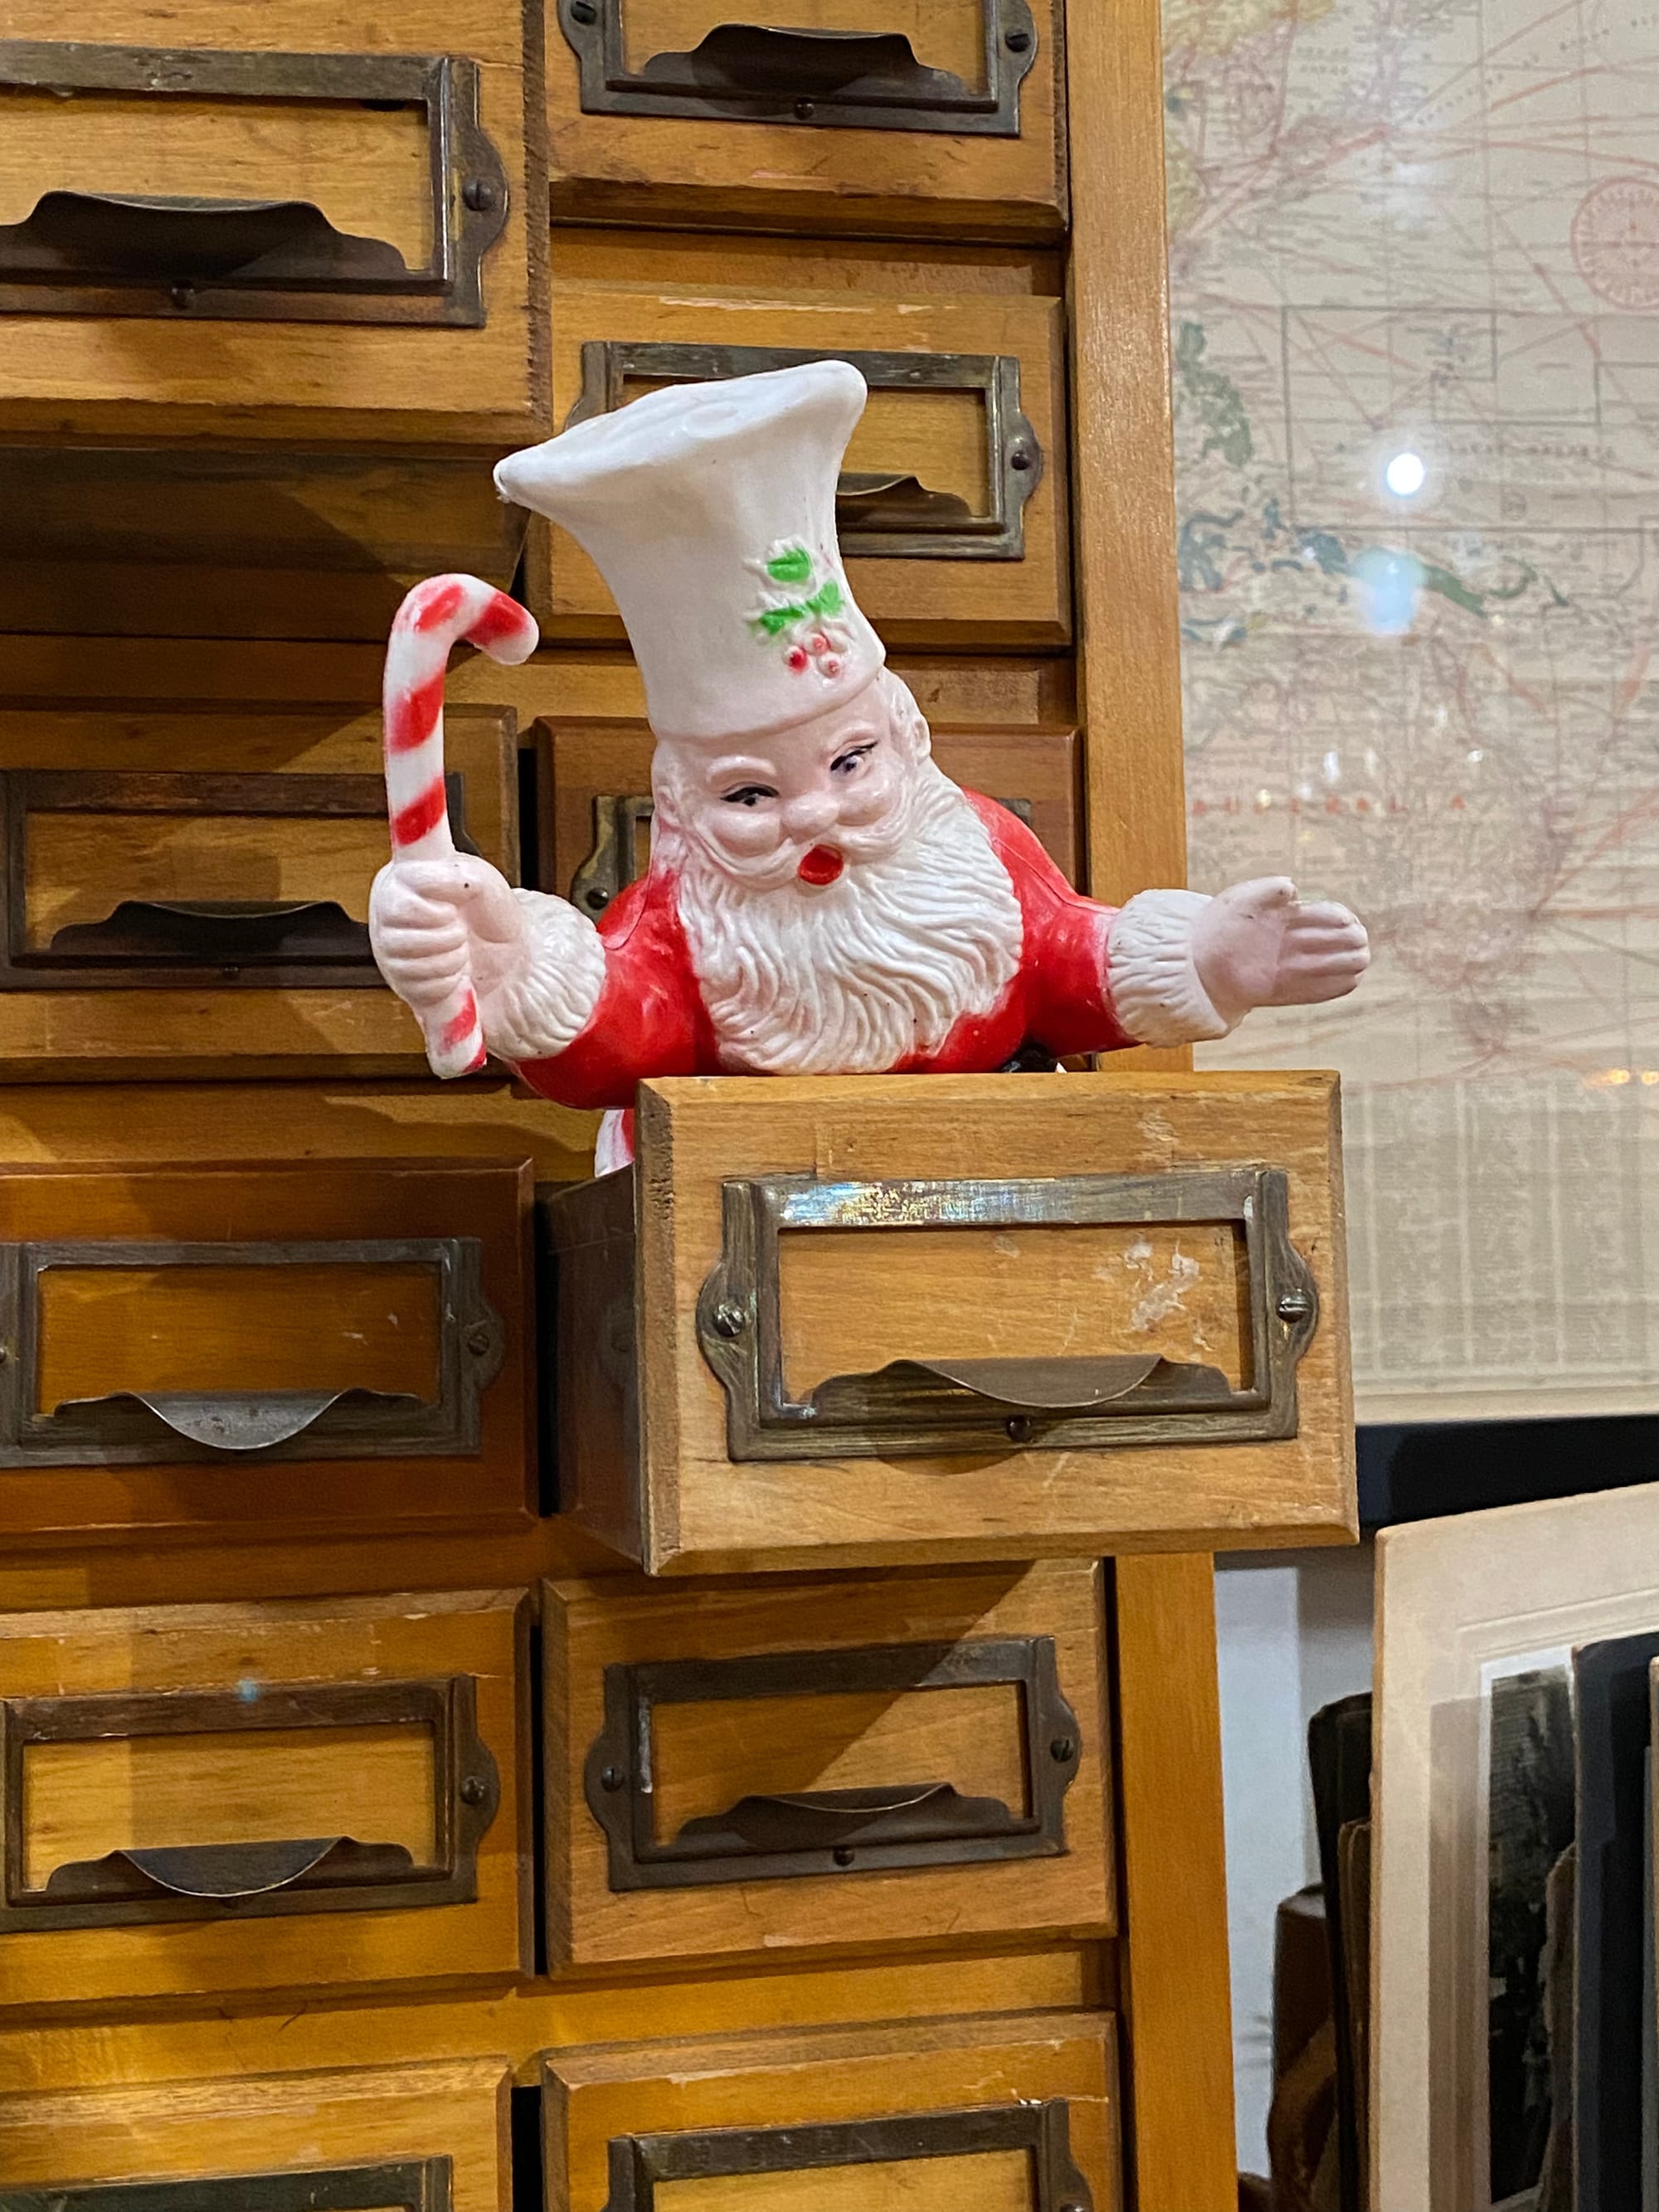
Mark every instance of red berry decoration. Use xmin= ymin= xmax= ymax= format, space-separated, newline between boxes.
xmin=821 ymin=654 xmax=844 ymax=678
xmin=807 ymin=632 xmax=830 ymax=654
xmin=785 ymin=645 xmax=810 ymax=671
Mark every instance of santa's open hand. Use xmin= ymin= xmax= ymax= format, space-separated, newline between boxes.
xmin=1190 ymin=878 xmax=1370 ymax=1025
xmin=368 ymin=854 xmax=529 ymax=1015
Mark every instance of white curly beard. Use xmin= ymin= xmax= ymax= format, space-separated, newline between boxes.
xmin=663 ymin=760 xmax=1024 ymax=1075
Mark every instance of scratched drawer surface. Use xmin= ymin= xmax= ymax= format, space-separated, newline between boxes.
xmin=0 ymin=6 xmax=547 ymax=448
xmin=0 ymin=702 xmax=520 ymax=1073
xmin=546 ymin=0 xmax=1064 ymax=241
xmin=0 ymin=1590 xmax=528 ymax=2007
xmin=543 ymin=2013 xmax=1120 ymax=2212
xmin=544 ymin=1560 xmax=1110 ymax=1967
xmin=528 ymin=262 xmax=1068 ymax=651
xmin=0 ymin=1158 xmax=535 ymax=1544
xmin=0 ymin=2060 xmax=510 ymax=2209
xmin=543 ymin=1071 xmax=1356 ymax=1574
xmin=543 ymin=714 xmax=1080 ymax=922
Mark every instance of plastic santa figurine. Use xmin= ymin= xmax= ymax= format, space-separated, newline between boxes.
xmin=372 ymin=362 xmax=1367 ymax=1168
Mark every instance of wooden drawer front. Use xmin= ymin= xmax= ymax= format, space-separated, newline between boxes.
xmin=547 ymin=717 xmax=1080 ymax=920
xmin=0 ymin=1592 xmax=528 ymax=2005
xmin=545 ymin=1072 xmax=1355 ymax=1573
xmin=532 ymin=287 xmax=1068 ymax=649
xmin=547 ymin=0 xmax=1064 ymax=241
xmin=0 ymin=2060 xmax=509 ymax=2210
xmin=544 ymin=2015 xmax=1120 ymax=2212
xmin=545 ymin=1562 xmax=1109 ymax=1966
xmin=0 ymin=8 xmax=546 ymax=446
xmin=0 ymin=1159 xmax=534 ymax=1544
xmin=0 ymin=705 xmax=517 ymax=1072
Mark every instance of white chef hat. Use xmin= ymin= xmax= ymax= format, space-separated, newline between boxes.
xmin=494 ymin=359 xmax=885 ymax=745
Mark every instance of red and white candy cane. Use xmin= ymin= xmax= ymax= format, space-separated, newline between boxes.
xmin=382 ymin=573 xmax=539 ymax=1077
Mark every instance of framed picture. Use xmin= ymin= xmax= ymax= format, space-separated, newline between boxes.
xmin=1374 ymin=1484 xmax=1659 ymax=2210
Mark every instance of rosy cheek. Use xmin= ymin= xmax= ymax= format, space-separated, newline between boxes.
xmin=702 ymin=805 xmax=781 ymax=857
xmin=837 ymin=769 xmax=900 ymax=825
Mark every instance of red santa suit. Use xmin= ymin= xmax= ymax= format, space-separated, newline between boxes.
xmin=511 ymin=795 xmax=1160 ymax=1111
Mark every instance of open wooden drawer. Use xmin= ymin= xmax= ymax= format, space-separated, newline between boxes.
xmin=542 ymin=1071 xmax=1356 ymax=1573
xmin=0 ymin=1591 xmax=528 ymax=2007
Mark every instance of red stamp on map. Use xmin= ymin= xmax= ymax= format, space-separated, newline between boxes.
xmin=1573 ymin=177 xmax=1659 ymax=309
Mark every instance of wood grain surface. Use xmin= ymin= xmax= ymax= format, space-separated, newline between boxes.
xmin=0 ymin=1590 xmax=530 ymax=2008
xmin=0 ymin=2 xmax=547 ymax=447
xmin=545 ymin=2012 xmax=1120 ymax=2212
xmin=544 ymin=1561 xmax=1112 ymax=1966
xmin=579 ymin=1070 xmax=1355 ymax=1572
xmin=546 ymin=0 xmax=1064 ymax=240
xmin=0 ymin=2057 xmax=512 ymax=2206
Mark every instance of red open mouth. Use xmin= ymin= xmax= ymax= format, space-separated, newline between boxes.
xmin=797 ymin=845 xmax=844 ymax=886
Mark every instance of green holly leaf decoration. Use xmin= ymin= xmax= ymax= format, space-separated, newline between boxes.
xmin=766 ymin=543 xmax=814 ymax=586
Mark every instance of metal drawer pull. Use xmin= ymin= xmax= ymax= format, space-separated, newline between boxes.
xmin=835 ymin=470 xmax=975 ymax=532
xmin=0 ymin=1677 xmax=498 ymax=1932
xmin=677 ymin=1781 xmax=1013 ymax=1854
xmin=567 ymin=341 xmax=1041 ymax=560
xmin=48 ymin=898 xmax=370 ymax=966
xmin=586 ymin=1634 xmax=1079 ymax=1888
xmin=602 ymin=2103 xmax=1092 ymax=2212
xmin=559 ymin=0 xmax=1038 ymax=136
xmin=2 ymin=766 xmax=480 ymax=989
xmin=0 ymin=190 xmax=409 ymax=289
xmin=0 ymin=1235 xmax=503 ymax=1468
xmin=696 ymin=1166 xmax=1319 ymax=1459
xmin=0 ymin=42 xmax=508 ymax=327
xmin=52 ymin=1386 xmax=425 ymax=1453
xmin=46 ymin=1834 xmax=416 ymax=1902
xmin=0 ymin=2162 xmax=454 ymax=2212
xmin=571 ymin=789 xmax=1034 ymax=914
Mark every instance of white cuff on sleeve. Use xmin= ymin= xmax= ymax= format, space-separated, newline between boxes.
xmin=485 ymin=889 xmax=607 ymax=1062
xmin=1106 ymin=888 xmax=1236 ymax=1047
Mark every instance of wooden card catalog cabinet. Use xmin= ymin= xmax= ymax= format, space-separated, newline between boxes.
xmin=0 ymin=2059 xmax=511 ymax=2211
xmin=547 ymin=0 xmax=1066 ymax=241
xmin=543 ymin=1561 xmax=1110 ymax=1967
xmin=545 ymin=717 xmax=1081 ymax=919
xmin=542 ymin=2014 xmax=1120 ymax=2212
xmin=532 ymin=284 xmax=1068 ymax=649
xmin=0 ymin=703 xmax=519 ymax=1074
xmin=0 ymin=1592 xmax=528 ymax=2005
xmin=543 ymin=1072 xmax=1356 ymax=1573
xmin=0 ymin=1158 xmax=534 ymax=1544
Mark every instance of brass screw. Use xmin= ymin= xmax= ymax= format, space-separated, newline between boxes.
xmin=1050 ymin=1735 xmax=1077 ymax=1763
xmin=570 ymin=0 xmax=598 ymax=19
xmin=465 ymin=1322 xmax=494 ymax=1357
xmin=1005 ymin=27 xmax=1034 ymax=50
xmin=600 ymin=1765 xmax=626 ymax=1792
xmin=460 ymin=1775 xmax=488 ymax=1806
xmin=1006 ymin=1414 xmax=1034 ymax=1444
xmin=461 ymin=178 xmax=499 ymax=213
xmin=1277 ymin=1291 xmax=1314 ymax=1322
xmin=713 ymin=1301 xmax=747 ymax=1338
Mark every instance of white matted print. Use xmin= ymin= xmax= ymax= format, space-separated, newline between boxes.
xmin=1374 ymin=1486 xmax=1659 ymax=2210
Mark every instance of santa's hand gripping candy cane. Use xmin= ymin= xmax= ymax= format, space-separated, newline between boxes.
xmin=372 ymin=362 xmax=1368 ymax=1161
xmin=375 ymin=573 xmax=539 ymax=1078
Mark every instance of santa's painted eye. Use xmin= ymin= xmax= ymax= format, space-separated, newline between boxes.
xmin=830 ymin=742 xmax=876 ymax=776
xmin=722 ymin=785 xmax=776 ymax=807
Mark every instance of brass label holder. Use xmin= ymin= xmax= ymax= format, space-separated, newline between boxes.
xmin=0 ymin=2165 xmax=452 ymax=2212
xmin=601 ymin=2103 xmax=1092 ymax=2212
xmin=0 ymin=41 xmax=509 ymax=325
xmin=566 ymin=342 xmax=1042 ymax=562
xmin=0 ymin=1678 xmax=498 ymax=1932
xmin=584 ymin=1633 xmax=1081 ymax=1889
xmin=0 ymin=767 xmax=485 ymax=989
xmin=0 ymin=1233 xmax=504 ymax=1467
xmin=696 ymin=1165 xmax=1319 ymax=1458
xmin=557 ymin=2 xmax=1039 ymax=136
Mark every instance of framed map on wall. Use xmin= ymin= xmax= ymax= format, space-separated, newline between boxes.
xmin=1168 ymin=0 xmax=1659 ymax=1419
